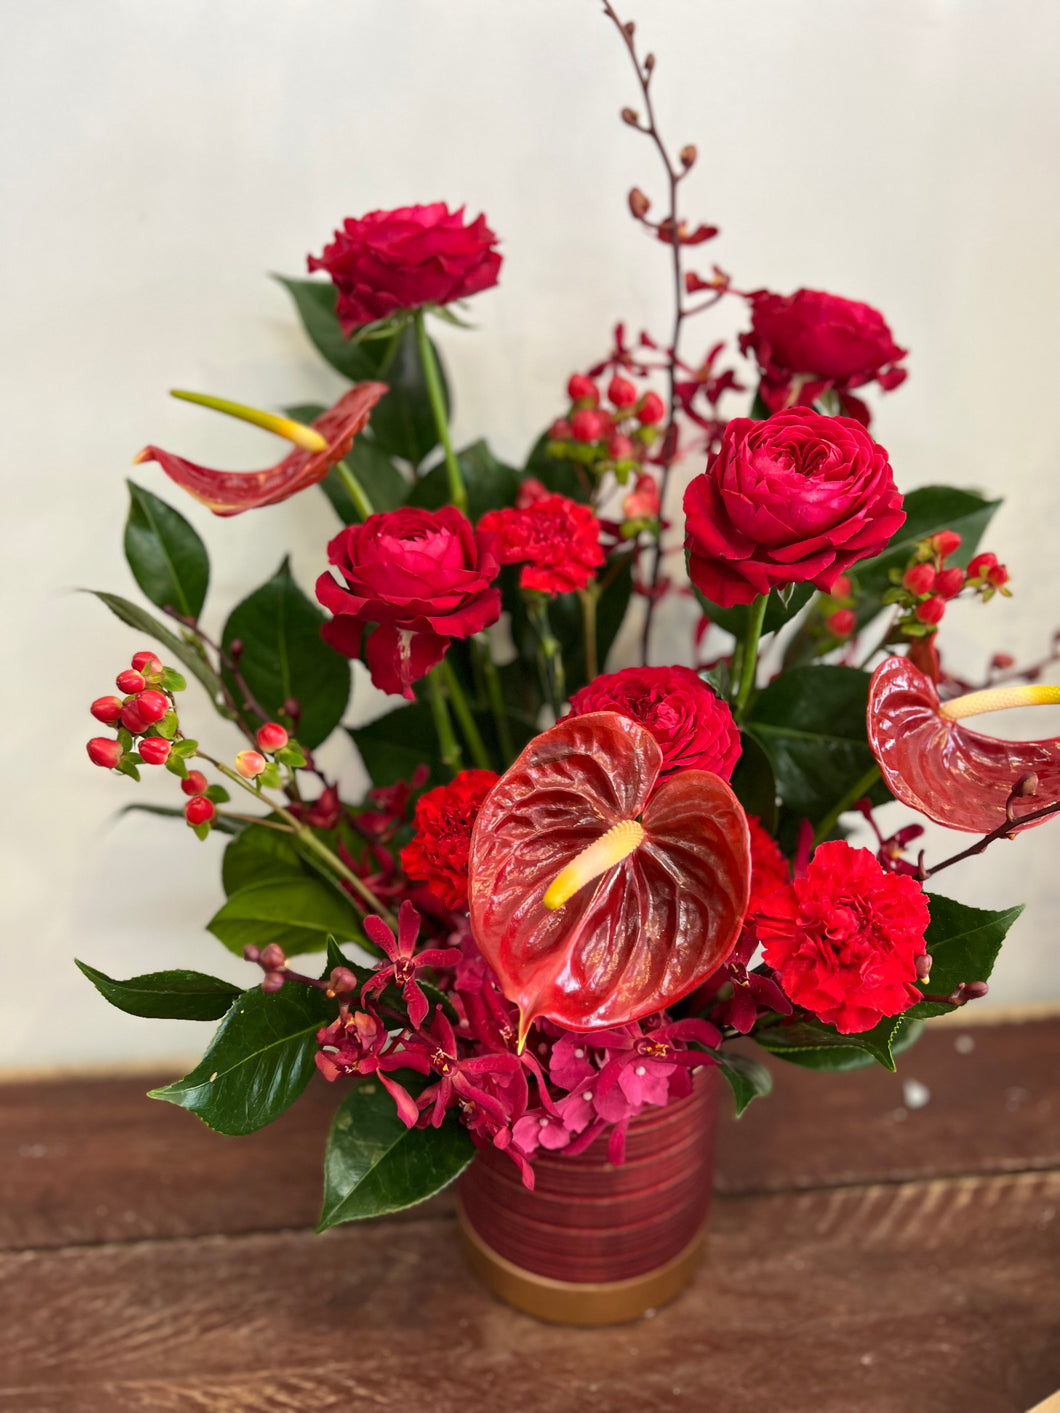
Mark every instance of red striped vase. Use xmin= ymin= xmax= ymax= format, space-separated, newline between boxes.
xmin=458 ymin=1067 xmax=719 ymax=1325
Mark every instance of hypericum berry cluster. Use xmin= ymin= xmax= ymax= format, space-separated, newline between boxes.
xmin=86 ymin=649 xmax=190 ymax=782
xmin=883 ymin=531 xmax=1011 ymax=639
xmin=546 ymin=371 xmax=665 ymax=486
xmin=235 ymin=722 xmax=307 ymax=788
xmin=821 ymin=574 xmax=857 ymax=641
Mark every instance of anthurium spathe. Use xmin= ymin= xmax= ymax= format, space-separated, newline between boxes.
xmin=134 ymin=382 xmax=387 ymax=516
xmin=867 ymin=655 xmax=1060 ymax=832
xmin=467 ymin=711 xmax=751 ymax=1035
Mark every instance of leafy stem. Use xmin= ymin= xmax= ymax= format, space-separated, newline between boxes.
xmin=812 ymin=764 xmax=882 ymax=846
xmin=334 ymin=458 xmax=375 ymax=520
xmin=440 ymin=657 xmax=493 ymax=771
xmin=427 ymin=665 xmax=464 ymax=777
xmin=472 ymin=633 xmax=515 ymax=765
xmin=413 ymin=307 xmax=467 ymax=513
xmin=733 ymin=593 xmax=769 ymax=718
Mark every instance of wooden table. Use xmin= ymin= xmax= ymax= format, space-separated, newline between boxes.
xmin=1 ymin=1017 xmax=1057 ymax=1412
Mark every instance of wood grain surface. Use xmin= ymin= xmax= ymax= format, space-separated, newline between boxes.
xmin=1 ymin=1018 xmax=1057 ymax=1412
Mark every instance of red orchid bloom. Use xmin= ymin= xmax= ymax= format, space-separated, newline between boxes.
xmin=134 ymin=381 xmax=386 ymax=516
xmin=361 ymin=901 xmax=461 ymax=1030
xmin=867 ymin=655 xmax=1060 ymax=832
xmin=314 ymin=1008 xmax=429 ymax=1127
xmin=468 ymin=712 xmax=751 ymax=1035
xmin=416 ymin=1008 xmax=529 ymax=1151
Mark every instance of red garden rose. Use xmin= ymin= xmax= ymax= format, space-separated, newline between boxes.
xmin=566 ymin=665 xmax=741 ymax=782
xmin=479 ymin=493 xmax=604 ymax=596
xmin=683 ymin=408 xmax=905 ymax=607
xmin=401 ymin=769 xmax=500 ymax=910
xmin=316 ymin=507 xmax=501 ymax=698
xmin=755 ymin=841 xmax=929 ymax=1034
xmin=308 ymin=203 xmax=502 ymax=332
xmin=740 ymin=288 xmax=908 ymax=418
xmin=744 ymin=815 xmax=791 ymax=923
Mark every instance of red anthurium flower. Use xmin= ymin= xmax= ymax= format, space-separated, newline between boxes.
xmin=134 ymin=382 xmax=387 ymax=516
xmin=360 ymin=901 xmax=461 ymax=1030
xmin=467 ymin=712 xmax=751 ymax=1035
xmin=867 ymin=655 xmax=1060 ymax=832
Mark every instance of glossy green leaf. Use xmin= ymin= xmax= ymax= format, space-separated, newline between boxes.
xmin=273 ymin=277 xmax=387 ymax=382
xmin=747 ymin=665 xmax=887 ymax=823
xmin=712 ymin=1050 xmax=773 ymax=1116
xmin=149 ymin=982 xmax=335 ymax=1134
xmin=367 ymin=323 xmax=449 ymax=467
xmin=755 ymin=1013 xmax=923 ymax=1073
xmin=221 ymin=558 xmax=350 ymax=749
xmin=350 ymin=702 xmax=447 ymax=789
xmin=728 ymin=731 xmax=778 ymax=833
xmin=318 ymin=1074 xmax=474 ymax=1230
xmin=87 ymin=591 xmax=225 ymax=702
xmin=76 ymin=959 xmax=242 ymax=1021
xmin=207 ymin=877 xmax=361 ymax=956
xmin=407 ymin=438 xmax=518 ymax=522
xmin=905 ymin=894 xmax=1024 ymax=1020
xmin=116 ymin=801 xmax=241 ymax=834
xmin=221 ymin=824 xmax=309 ymax=896
xmin=123 ymin=480 xmax=210 ymax=619
xmin=694 ymin=583 xmax=815 ymax=641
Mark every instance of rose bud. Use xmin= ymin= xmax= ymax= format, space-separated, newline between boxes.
xmin=133 ymin=689 xmax=169 ymax=725
xmin=131 ymin=651 xmax=163 ymax=677
xmin=548 ymin=417 xmax=573 ymax=441
xmin=607 ymin=375 xmax=638 ymax=408
xmin=116 ymin=669 xmax=146 ymax=694
xmin=929 ymin=530 xmax=962 ymax=560
xmin=235 ymin=749 xmax=267 ymax=779
xmin=637 ymin=391 xmax=666 ymax=425
xmin=138 ymin=737 xmax=172 ymax=766
xmin=181 ymin=769 xmax=208 ymax=797
xmin=902 ymin=563 xmax=936 ymax=595
xmin=935 ymin=566 xmax=966 ymax=599
xmin=608 ymin=432 xmax=635 ymax=461
xmin=566 ymin=373 xmax=598 ymax=406
xmin=570 ymin=408 xmax=606 ymax=443
xmin=830 ymin=575 xmax=853 ymax=599
xmin=120 ymin=700 xmax=150 ymax=735
xmin=184 ymin=795 xmax=215 ymax=826
xmin=260 ymin=943 xmax=287 ymax=971
xmin=256 ymin=722 xmax=289 ymax=753
xmin=827 ymin=608 xmax=857 ymax=638
xmin=90 ymin=695 xmax=124 ymax=726
xmin=966 ymin=552 xmax=997 ymax=579
xmin=915 ymin=596 xmax=946 ymax=625
xmin=86 ymin=737 xmax=123 ymax=769
xmin=261 ymin=971 xmax=286 ymax=993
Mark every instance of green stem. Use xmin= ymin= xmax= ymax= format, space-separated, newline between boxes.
xmin=473 ymin=634 xmax=515 ymax=765
xmin=733 ymin=594 xmax=769 ymax=718
xmin=813 ymin=764 xmax=882 ymax=846
xmin=334 ymin=459 xmax=375 ymax=521
xmin=413 ymin=308 xmax=467 ymax=513
xmin=427 ymin=667 xmax=464 ymax=777
xmin=526 ymin=595 xmax=566 ymax=717
xmin=579 ymin=585 xmax=599 ymax=682
xmin=441 ymin=658 xmax=493 ymax=771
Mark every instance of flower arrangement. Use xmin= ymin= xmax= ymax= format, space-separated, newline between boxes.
xmin=80 ymin=4 xmax=1059 ymax=1255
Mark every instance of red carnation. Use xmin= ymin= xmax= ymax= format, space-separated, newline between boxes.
xmin=566 ymin=665 xmax=740 ymax=782
xmin=756 ymin=841 xmax=929 ymax=1034
xmin=740 ymin=287 xmax=907 ymax=417
xmin=479 ymin=493 xmax=604 ymax=596
xmin=316 ymin=507 xmax=501 ymax=699
xmin=744 ymin=815 xmax=791 ymax=922
xmin=401 ymin=769 xmax=500 ymax=911
xmin=684 ymin=408 xmax=905 ymax=608
xmin=308 ymin=203 xmax=502 ymax=332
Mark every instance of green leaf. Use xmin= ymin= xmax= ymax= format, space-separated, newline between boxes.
xmin=322 ymin=441 xmax=408 ymax=521
xmin=350 ymin=702 xmax=447 ymax=790
xmin=221 ymin=558 xmax=350 ymax=750
xmin=221 ymin=824 xmax=309 ymax=896
xmin=149 ymin=982 xmax=335 ymax=1135
xmin=367 ymin=324 xmax=450 ymax=467
xmin=318 ymin=1075 xmax=474 ymax=1230
xmin=523 ymin=430 xmax=592 ymax=503
xmin=117 ymin=801 xmax=241 ymax=834
xmin=273 ymin=277 xmax=387 ymax=383
xmin=747 ymin=665 xmax=886 ymax=823
xmin=407 ymin=439 xmax=518 ymax=522
xmin=208 ymin=876 xmax=361 ymax=956
xmin=87 ymin=591 xmax=225 ymax=702
xmin=713 ymin=1050 xmax=773 ymax=1116
xmin=123 ymin=480 xmax=210 ymax=620
xmin=204 ymin=784 xmax=230 ymax=804
xmin=75 ymin=959 xmax=242 ymax=1021
xmin=694 ymin=583 xmax=815 ymax=641
xmin=728 ymin=731 xmax=778 ymax=834
xmin=755 ymin=1013 xmax=923 ymax=1073
xmin=906 ymin=893 xmax=1024 ymax=1019
xmin=161 ymin=667 xmax=187 ymax=693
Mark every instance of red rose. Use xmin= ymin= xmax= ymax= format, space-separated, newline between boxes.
xmin=566 ymin=665 xmax=740 ymax=782
xmin=308 ymin=203 xmax=502 ymax=332
xmin=479 ymin=493 xmax=604 ymax=596
xmin=744 ymin=815 xmax=791 ymax=923
xmin=316 ymin=507 xmax=501 ymax=698
xmin=740 ymin=288 xmax=907 ymax=418
xmin=401 ymin=769 xmax=500 ymax=910
xmin=684 ymin=408 xmax=905 ymax=607
xmin=756 ymin=841 xmax=929 ymax=1034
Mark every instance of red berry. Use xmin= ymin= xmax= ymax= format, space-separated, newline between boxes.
xmin=235 ymin=749 xmax=267 ymax=779
xmin=134 ymin=689 xmax=169 ymax=724
xmin=566 ymin=373 xmax=598 ymax=405
xmin=548 ymin=417 xmax=573 ymax=441
xmin=935 ymin=566 xmax=966 ymax=599
xmin=607 ymin=374 xmax=637 ymax=408
xmin=131 ymin=651 xmax=162 ymax=676
xmin=637 ymin=391 xmax=666 ymax=425
xmin=608 ymin=432 xmax=635 ymax=461
xmin=86 ymin=737 xmax=123 ymax=769
xmin=120 ymin=700 xmax=150 ymax=735
xmin=830 ymin=575 xmax=853 ymax=600
xmin=827 ymin=608 xmax=856 ymax=638
xmin=256 ymin=722 xmax=289 ymax=753
xmin=902 ymin=563 xmax=936 ymax=595
xmin=181 ymin=770 xmax=208 ymax=797
xmin=967 ymin=552 xmax=998 ymax=579
xmin=986 ymin=563 xmax=1010 ymax=588
xmin=929 ymin=531 xmax=962 ymax=560
xmin=991 ymin=652 xmax=1015 ymax=670
xmin=185 ymin=796 xmax=215 ymax=826
xmin=915 ymin=596 xmax=946 ymax=625
xmin=90 ymin=695 xmax=124 ymax=726
xmin=116 ymin=669 xmax=146 ymax=694
xmin=570 ymin=408 xmax=606 ymax=443
xmin=138 ymin=737 xmax=172 ymax=766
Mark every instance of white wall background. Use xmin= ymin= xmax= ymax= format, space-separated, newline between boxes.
xmin=3 ymin=0 xmax=1060 ymax=1071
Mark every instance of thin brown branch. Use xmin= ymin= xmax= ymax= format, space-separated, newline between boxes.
xmin=924 ymin=799 xmax=1060 ymax=879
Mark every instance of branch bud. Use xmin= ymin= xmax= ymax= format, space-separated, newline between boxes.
xmin=679 ymin=144 xmax=698 ymax=169
xmin=644 ymin=52 xmax=655 ymax=73
xmin=628 ymin=187 xmax=651 ymax=220
xmin=621 ymin=107 xmax=640 ymax=126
